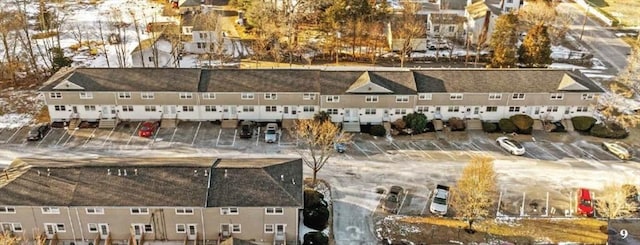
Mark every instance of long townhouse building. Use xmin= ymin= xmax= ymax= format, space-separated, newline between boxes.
xmin=0 ymin=157 xmax=303 ymax=245
xmin=40 ymin=68 xmax=603 ymax=130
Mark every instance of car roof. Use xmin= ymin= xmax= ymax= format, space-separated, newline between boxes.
xmin=579 ymin=188 xmax=591 ymax=200
xmin=390 ymin=186 xmax=403 ymax=192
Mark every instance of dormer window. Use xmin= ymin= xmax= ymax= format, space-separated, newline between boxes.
xmin=365 ymin=96 xmax=378 ymax=103
xmin=449 ymin=93 xmax=463 ymax=100
xmin=264 ymin=93 xmax=277 ymax=100
xmin=550 ymin=93 xmax=564 ymax=100
xmin=511 ymin=93 xmax=525 ymax=100
xmin=418 ymin=93 xmax=432 ymax=100
xmin=79 ymin=92 xmax=93 ymax=99
xmin=49 ymin=92 xmax=62 ymax=99
xmin=326 ymin=96 xmax=339 ymax=102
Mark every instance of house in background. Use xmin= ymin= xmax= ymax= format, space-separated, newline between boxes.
xmin=171 ymin=0 xmax=202 ymax=14
xmin=0 ymin=157 xmax=303 ymax=245
xmin=463 ymin=0 xmax=526 ymax=44
xmin=427 ymin=13 xmax=466 ymax=39
xmin=131 ymin=37 xmax=176 ymax=67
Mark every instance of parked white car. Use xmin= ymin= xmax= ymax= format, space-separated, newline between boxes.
xmin=496 ymin=136 xmax=525 ymax=155
xmin=429 ymin=184 xmax=449 ymax=216
xmin=602 ymin=142 xmax=631 ymax=160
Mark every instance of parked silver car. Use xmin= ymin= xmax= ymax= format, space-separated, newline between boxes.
xmin=264 ymin=123 xmax=278 ymax=143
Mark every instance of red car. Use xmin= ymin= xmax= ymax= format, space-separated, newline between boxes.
xmin=138 ymin=121 xmax=160 ymax=138
xmin=577 ymin=188 xmax=594 ymax=217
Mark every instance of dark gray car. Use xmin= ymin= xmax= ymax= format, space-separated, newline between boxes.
xmin=382 ymin=186 xmax=404 ymax=213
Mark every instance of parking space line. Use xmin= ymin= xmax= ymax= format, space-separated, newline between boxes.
xmin=562 ymin=143 xmax=609 ymax=169
xmin=215 ymin=128 xmax=222 ymax=147
xmin=409 ymin=141 xmax=435 ymax=160
xmin=370 ymin=142 xmax=393 ymax=161
xmin=389 ymin=141 xmax=413 ymax=159
xmin=6 ymin=126 xmax=23 ymax=144
xmin=82 ymin=128 xmax=98 ymax=148
xmin=255 ymin=127 xmax=260 ymax=146
xmin=126 ymin=122 xmax=142 ymax=147
xmin=168 ymin=127 xmax=178 ymax=146
xmin=101 ymin=127 xmax=116 ymax=147
xmin=55 ymin=130 xmax=70 ymax=147
xmin=232 ymin=129 xmax=237 ymax=146
xmin=450 ymin=142 xmax=476 ymax=158
xmin=430 ymin=141 xmax=456 ymax=160
xmin=37 ymin=129 xmax=54 ymax=148
xmin=352 ymin=142 xmax=370 ymax=159
xmin=420 ymin=188 xmax=432 ymax=216
xmin=397 ymin=190 xmax=409 ymax=215
xmin=530 ymin=143 xmax=559 ymax=160
xmin=62 ymin=129 xmax=77 ymax=147
xmin=191 ymin=122 xmax=202 ymax=146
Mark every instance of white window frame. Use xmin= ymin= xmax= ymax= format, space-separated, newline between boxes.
xmin=576 ymin=106 xmax=589 ymax=112
xmin=326 ymin=96 xmax=340 ymax=102
xmin=550 ymin=93 xmax=564 ymax=100
xmin=79 ymin=92 xmax=93 ymax=99
xmin=581 ymin=93 xmax=594 ymax=100
xmin=182 ymin=105 xmax=194 ymax=112
xmin=418 ymin=93 xmax=432 ymax=100
xmin=486 ymin=106 xmax=498 ymax=112
xmin=265 ymin=207 xmax=284 ymax=215
xmin=264 ymin=224 xmax=274 ymax=233
xmin=202 ymin=93 xmax=216 ymax=99
xmin=122 ymin=105 xmax=134 ymax=112
xmin=84 ymin=105 xmax=96 ymax=111
xmin=265 ymin=106 xmax=277 ymax=112
xmin=231 ymin=224 xmax=241 ymax=233
xmin=144 ymin=106 xmax=156 ymax=112
xmin=447 ymin=106 xmax=460 ymax=112
xmin=88 ymin=223 xmax=98 ymax=233
xmin=205 ymin=105 xmax=217 ymax=112
xmin=220 ymin=207 xmax=239 ymax=215
xmin=49 ymin=92 xmax=62 ymax=99
xmin=303 ymin=93 xmax=316 ymax=100
xmin=395 ymin=96 xmax=409 ymax=103
xmin=511 ymin=93 xmax=525 ymax=100
xmin=365 ymin=96 xmax=379 ymax=103
xmin=176 ymin=224 xmax=186 ymax=233
xmin=144 ymin=224 xmax=153 ymax=233
xmin=449 ymin=93 xmax=463 ymax=100
xmin=241 ymin=93 xmax=255 ymax=100
xmin=1 ymin=223 xmax=22 ymax=232
xmin=509 ymin=106 xmax=521 ymax=112
xmin=141 ymin=92 xmax=155 ymax=100
xmin=179 ymin=93 xmax=193 ymax=99
xmin=364 ymin=108 xmax=376 ymax=115
xmin=41 ymin=207 xmax=60 ymax=214
xmin=0 ymin=206 xmax=16 ymax=213
xmin=394 ymin=109 xmax=407 ymax=115
xmin=242 ymin=106 xmax=255 ymax=112
xmin=44 ymin=223 xmax=65 ymax=233
xmin=264 ymin=93 xmax=277 ymax=100
xmin=130 ymin=208 xmax=149 ymax=215
xmin=54 ymin=105 xmax=66 ymax=111
xmin=546 ymin=106 xmax=559 ymax=112
xmin=326 ymin=108 xmax=338 ymax=115
xmin=86 ymin=208 xmax=104 ymax=214
xmin=416 ymin=106 xmax=429 ymax=113
xmin=118 ymin=92 xmax=132 ymax=99
xmin=303 ymin=106 xmax=315 ymax=112
xmin=488 ymin=93 xmax=502 ymax=100
xmin=176 ymin=208 xmax=194 ymax=215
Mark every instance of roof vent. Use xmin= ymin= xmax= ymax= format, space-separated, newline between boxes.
xmin=224 ymin=169 xmax=228 ymax=178
xmin=124 ymin=169 xmax=128 ymax=176
xmin=38 ymin=170 xmax=41 ymax=176
xmin=292 ymin=178 xmax=296 ymax=185
xmin=204 ymin=170 xmax=209 ymax=177
xmin=194 ymin=170 xmax=198 ymax=176
xmin=107 ymin=169 xmax=111 ymax=175
xmin=47 ymin=168 xmax=51 ymax=177
xmin=134 ymin=169 xmax=138 ymax=176
xmin=118 ymin=169 xmax=122 ymax=176
xmin=280 ymin=175 xmax=284 ymax=181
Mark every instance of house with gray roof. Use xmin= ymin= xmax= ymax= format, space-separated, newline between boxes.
xmin=0 ymin=157 xmax=302 ymax=245
xmin=39 ymin=68 xmax=602 ymax=131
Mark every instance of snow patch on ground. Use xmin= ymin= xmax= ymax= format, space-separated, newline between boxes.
xmin=0 ymin=114 xmax=33 ymax=129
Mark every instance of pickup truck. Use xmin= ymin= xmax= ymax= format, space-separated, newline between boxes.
xmin=429 ymin=184 xmax=450 ymax=216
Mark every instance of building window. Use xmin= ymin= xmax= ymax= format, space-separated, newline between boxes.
xmin=576 ymin=106 xmax=589 ymax=112
xmin=231 ymin=224 xmax=241 ymax=233
xmin=447 ymin=106 xmax=460 ymax=112
xmin=79 ymin=92 xmax=93 ymax=99
xmin=176 ymin=224 xmax=186 ymax=233
xmin=49 ymin=92 xmax=62 ymax=99
xmin=204 ymin=105 xmax=216 ymax=112
xmin=509 ymin=106 xmax=521 ymax=112
xmin=148 ymin=56 xmax=153 ymax=62
xmin=365 ymin=96 xmax=378 ymax=103
xmin=54 ymin=105 xmax=66 ymax=111
xmin=220 ymin=207 xmax=238 ymax=215
xmin=265 ymin=207 xmax=284 ymax=215
xmin=197 ymin=42 xmax=204 ymax=49
xmin=303 ymin=106 xmax=315 ymax=112
xmin=303 ymin=93 xmax=316 ymax=100
xmin=182 ymin=106 xmax=194 ymax=112
xmin=144 ymin=106 xmax=156 ymax=112
xmin=395 ymin=96 xmax=409 ymax=103
xmin=416 ymin=106 xmax=429 ymax=113
xmin=179 ymin=93 xmax=193 ymax=99
xmin=418 ymin=93 xmax=432 ymax=100
xmin=449 ymin=93 xmax=463 ymax=100
xmin=242 ymin=106 xmax=255 ymax=112
xmin=130 ymin=208 xmax=149 ymax=214
xmin=41 ymin=207 xmax=60 ymax=214
xmin=448 ymin=26 xmax=455 ymax=32
xmin=264 ymin=224 xmax=274 ymax=233
xmin=176 ymin=208 xmax=194 ymax=215
xmin=88 ymin=223 xmax=98 ymax=233
xmin=265 ymin=106 xmax=277 ymax=112
xmin=486 ymin=106 xmax=498 ymax=112
xmin=326 ymin=108 xmax=338 ymax=115
xmin=84 ymin=105 xmax=96 ymax=111
xmin=581 ymin=93 xmax=594 ymax=100
xmin=86 ymin=208 xmax=104 ymax=214
xmin=489 ymin=93 xmax=502 ymax=100
xmin=118 ymin=92 xmax=131 ymax=99
xmin=0 ymin=207 xmax=15 ymax=213
xmin=326 ymin=96 xmax=339 ymax=102
xmin=433 ymin=25 xmax=440 ymax=32
xmin=1 ymin=223 xmax=22 ymax=232
xmin=144 ymin=224 xmax=153 ymax=233
xmin=511 ymin=93 xmax=525 ymax=100
xmin=364 ymin=108 xmax=376 ymax=115
xmin=394 ymin=109 xmax=407 ymax=115
xmin=122 ymin=106 xmax=134 ymax=112
xmin=550 ymin=93 xmax=564 ymax=100
xmin=202 ymin=93 xmax=215 ymax=99
xmin=241 ymin=93 xmax=254 ymax=100
xmin=546 ymin=106 xmax=558 ymax=112
xmin=56 ymin=224 xmax=66 ymax=232
xmin=264 ymin=93 xmax=277 ymax=100
xmin=141 ymin=92 xmax=155 ymax=100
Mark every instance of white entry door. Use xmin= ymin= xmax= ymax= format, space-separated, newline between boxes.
xmin=220 ymin=224 xmax=230 ymax=237
xmin=283 ymin=106 xmax=298 ymax=119
xmin=101 ymin=106 xmax=112 ymax=119
xmin=344 ymin=108 xmax=359 ymax=122
xmin=223 ymin=106 xmax=237 ymax=119
xmin=132 ymin=224 xmax=144 ymax=239
xmin=44 ymin=224 xmax=56 ymax=239
xmin=163 ymin=105 xmax=177 ymax=118
xmin=99 ymin=223 xmax=110 ymax=239
xmin=187 ymin=224 xmax=197 ymax=240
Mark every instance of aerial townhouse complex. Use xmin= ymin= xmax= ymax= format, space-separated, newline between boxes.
xmin=0 ymin=157 xmax=303 ymax=245
xmin=40 ymin=68 xmax=603 ymax=131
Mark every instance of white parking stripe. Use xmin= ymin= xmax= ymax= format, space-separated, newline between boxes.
xmin=430 ymin=141 xmax=456 ymax=160
xmin=352 ymin=142 xmax=370 ymax=158
xmin=168 ymin=127 xmax=178 ymax=146
xmin=232 ymin=129 xmax=237 ymax=146
xmin=6 ymin=126 xmax=23 ymax=144
xmin=397 ymin=189 xmax=409 ymax=215
xmin=82 ymin=128 xmax=98 ymax=148
xmin=215 ymin=128 xmax=222 ymax=146
xmin=409 ymin=141 xmax=435 ymax=160
xmin=390 ymin=141 xmax=413 ymax=159
xmin=530 ymin=142 xmax=559 ymax=160
xmin=191 ymin=121 xmax=202 ymax=146
xmin=370 ymin=141 xmax=392 ymax=161
xmin=38 ymin=128 xmax=55 ymax=148
xmin=62 ymin=129 xmax=77 ymax=147
xmin=101 ymin=127 xmax=116 ymax=147
xmin=126 ymin=122 xmax=142 ymax=147
xmin=420 ymin=188 xmax=431 ymax=216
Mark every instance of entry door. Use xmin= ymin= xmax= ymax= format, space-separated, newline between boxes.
xmin=344 ymin=109 xmax=358 ymax=122
xmin=44 ymin=224 xmax=56 ymax=239
xmin=283 ymin=106 xmax=298 ymax=119
xmin=220 ymin=224 xmax=230 ymax=237
xmin=72 ymin=106 xmax=78 ymax=114
xmin=101 ymin=106 xmax=111 ymax=119
xmin=275 ymin=224 xmax=285 ymax=234
xmin=187 ymin=224 xmax=197 ymax=240
xmin=163 ymin=105 xmax=177 ymax=118
xmin=99 ymin=224 xmax=110 ymax=239
xmin=534 ymin=106 xmax=540 ymax=115
xmin=223 ymin=106 xmax=237 ymax=119
xmin=132 ymin=224 xmax=144 ymax=239
xmin=473 ymin=107 xmax=479 ymax=115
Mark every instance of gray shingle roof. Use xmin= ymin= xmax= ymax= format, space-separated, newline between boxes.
xmin=201 ymin=69 xmax=322 ymax=92
xmin=414 ymin=69 xmax=604 ymax=93
xmin=0 ymin=157 xmax=303 ymax=208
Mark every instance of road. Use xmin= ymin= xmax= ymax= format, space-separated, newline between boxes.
xmin=557 ymin=2 xmax=632 ymax=75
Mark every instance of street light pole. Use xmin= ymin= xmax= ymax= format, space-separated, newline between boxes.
xmin=579 ymin=6 xmax=590 ymax=41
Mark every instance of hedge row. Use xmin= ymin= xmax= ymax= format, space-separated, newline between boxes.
xmin=571 ymin=116 xmax=628 ymax=139
xmin=482 ymin=114 xmax=534 ymax=134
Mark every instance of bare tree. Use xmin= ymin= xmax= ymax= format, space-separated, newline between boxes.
xmin=393 ymin=1 xmax=425 ymax=67
xmin=296 ymin=117 xmax=352 ymax=186
xmin=597 ymin=45 xmax=640 ymax=129
xmin=69 ymin=23 xmax=88 ymax=48
xmin=97 ymin=20 xmax=111 ymax=68
xmin=14 ymin=0 xmax=39 ymax=76
xmin=450 ymin=156 xmax=498 ymax=231
xmin=129 ymin=9 xmax=145 ymax=68
xmin=109 ymin=8 xmax=129 ymax=67
xmin=596 ymin=182 xmax=638 ymax=228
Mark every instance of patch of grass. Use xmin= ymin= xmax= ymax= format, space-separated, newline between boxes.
xmin=586 ymin=0 xmax=640 ymax=26
xmin=34 ymin=106 xmax=50 ymax=124
xmin=32 ymin=31 xmax=59 ymax=40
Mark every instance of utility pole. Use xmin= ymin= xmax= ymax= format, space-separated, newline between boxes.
xmin=579 ymin=6 xmax=590 ymax=41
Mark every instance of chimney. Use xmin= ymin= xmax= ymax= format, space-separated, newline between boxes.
xmin=118 ymin=169 xmax=122 ymax=176
xmin=107 ymin=169 xmax=111 ymax=175
xmin=134 ymin=169 xmax=138 ymax=176
xmin=224 ymin=169 xmax=228 ymax=178
xmin=124 ymin=169 xmax=128 ymax=176
xmin=194 ymin=170 xmax=198 ymax=176
xmin=204 ymin=170 xmax=209 ymax=177
xmin=47 ymin=168 xmax=51 ymax=177
xmin=280 ymin=175 xmax=284 ymax=181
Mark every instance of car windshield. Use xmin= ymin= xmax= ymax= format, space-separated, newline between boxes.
xmin=434 ymin=197 xmax=447 ymax=205
xmin=29 ymin=129 xmax=39 ymax=135
xmin=581 ymin=199 xmax=592 ymax=206
xmin=387 ymin=195 xmax=398 ymax=202
xmin=141 ymin=126 xmax=152 ymax=131
xmin=266 ymin=130 xmax=276 ymax=134
xmin=506 ymin=139 xmax=522 ymax=148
